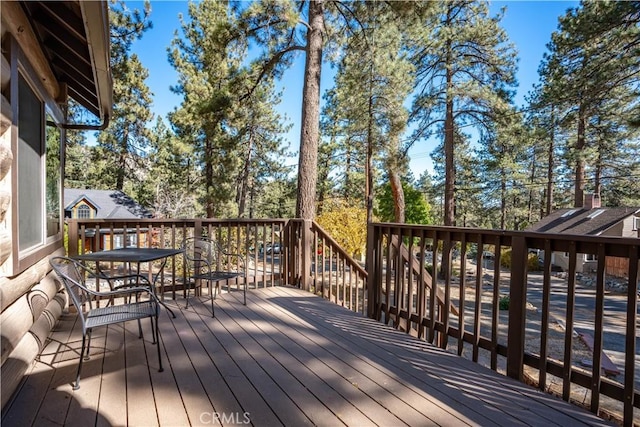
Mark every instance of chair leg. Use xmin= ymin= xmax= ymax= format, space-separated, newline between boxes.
xmin=149 ymin=317 xmax=156 ymax=344
xmin=154 ymin=313 xmax=163 ymax=372
xmin=137 ymin=319 xmax=143 ymax=339
xmin=184 ymin=281 xmax=190 ymax=309
xmin=75 ymin=333 xmax=88 ymax=390
xmin=214 ymin=281 xmax=218 ymax=317
xmin=85 ymin=329 xmax=92 ymax=360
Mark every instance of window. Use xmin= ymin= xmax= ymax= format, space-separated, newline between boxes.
xmin=109 ymin=233 xmax=138 ymax=249
xmin=77 ymin=205 xmax=91 ymax=219
xmin=633 ymin=217 xmax=639 ymax=231
xmin=585 ymin=253 xmax=598 ymax=262
xmin=18 ymin=75 xmax=44 ymax=252
xmin=46 ymin=115 xmax=61 ymax=236
xmin=17 ymin=74 xmax=62 ymax=254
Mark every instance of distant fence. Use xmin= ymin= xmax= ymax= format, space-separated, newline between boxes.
xmin=606 ymin=256 xmax=636 ymax=278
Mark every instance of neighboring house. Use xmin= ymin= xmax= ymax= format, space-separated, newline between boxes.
xmin=65 ymin=188 xmax=153 ymax=251
xmin=0 ymin=2 xmax=111 ymax=408
xmin=527 ymin=194 xmax=640 ymax=274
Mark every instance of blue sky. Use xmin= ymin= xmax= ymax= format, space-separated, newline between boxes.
xmin=128 ymin=0 xmax=577 ymax=177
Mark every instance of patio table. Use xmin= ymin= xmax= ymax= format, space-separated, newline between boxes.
xmin=72 ymin=247 xmax=183 ymax=317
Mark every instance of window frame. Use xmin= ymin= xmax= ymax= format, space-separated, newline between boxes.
xmin=2 ymin=38 xmax=65 ymax=277
xmin=77 ymin=204 xmax=91 ymax=219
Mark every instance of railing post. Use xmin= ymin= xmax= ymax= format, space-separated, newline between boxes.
xmin=68 ymin=219 xmax=78 ymax=256
xmin=194 ymin=219 xmax=202 ymax=240
xmin=365 ymin=222 xmax=378 ymax=319
xmin=300 ymin=219 xmax=312 ymax=292
xmin=507 ymin=234 xmax=528 ymax=381
xmin=284 ymin=219 xmax=297 ymax=286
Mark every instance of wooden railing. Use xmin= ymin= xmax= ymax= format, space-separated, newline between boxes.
xmin=67 ymin=218 xmax=368 ymax=314
xmin=366 ymin=223 xmax=640 ymax=425
xmin=283 ymin=219 xmax=368 ymax=315
xmin=67 ymin=218 xmax=638 ymax=422
xmin=67 ymin=218 xmax=289 ymax=294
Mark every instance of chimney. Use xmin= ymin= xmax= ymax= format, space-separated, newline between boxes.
xmin=584 ymin=193 xmax=601 ymax=209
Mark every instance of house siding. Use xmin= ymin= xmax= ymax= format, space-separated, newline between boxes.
xmin=0 ymin=18 xmax=64 ymax=409
xmin=602 ymin=221 xmax=624 ymax=238
xmin=619 ymin=216 xmax=638 ymax=238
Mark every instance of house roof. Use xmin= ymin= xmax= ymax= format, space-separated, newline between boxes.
xmin=526 ymin=207 xmax=640 ymax=236
xmin=65 ymin=189 xmax=153 ymax=219
xmin=18 ymin=1 xmax=112 ymax=123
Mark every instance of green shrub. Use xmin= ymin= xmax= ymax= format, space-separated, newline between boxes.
xmin=425 ymin=264 xmax=434 ymax=276
xmin=499 ymin=295 xmax=510 ymax=310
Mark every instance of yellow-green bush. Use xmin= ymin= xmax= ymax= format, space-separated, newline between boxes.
xmin=499 ymin=249 xmax=540 ymax=271
xmin=317 ymin=202 xmax=367 ymax=258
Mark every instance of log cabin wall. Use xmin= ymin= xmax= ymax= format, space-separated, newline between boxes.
xmin=0 ymin=13 xmax=66 ymax=410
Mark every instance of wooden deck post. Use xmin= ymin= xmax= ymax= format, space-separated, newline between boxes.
xmin=283 ymin=220 xmax=293 ymax=286
xmin=194 ymin=219 xmax=202 ymax=240
xmin=365 ymin=222 xmax=377 ymax=319
xmin=299 ymin=220 xmax=312 ymax=291
xmin=507 ymin=234 xmax=528 ymax=381
xmin=68 ymin=219 xmax=78 ymax=256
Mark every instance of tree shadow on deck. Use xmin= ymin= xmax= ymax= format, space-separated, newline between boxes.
xmin=261 ymin=289 xmax=612 ymax=426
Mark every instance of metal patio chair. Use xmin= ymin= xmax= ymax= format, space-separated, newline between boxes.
xmin=50 ymin=256 xmax=164 ymax=390
xmin=181 ymin=237 xmax=247 ymax=317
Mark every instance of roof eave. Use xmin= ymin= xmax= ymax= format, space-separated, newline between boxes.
xmin=79 ymin=0 xmax=112 ymax=124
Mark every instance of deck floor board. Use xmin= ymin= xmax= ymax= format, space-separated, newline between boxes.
xmin=3 ymin=286 xmax=612 ymax=427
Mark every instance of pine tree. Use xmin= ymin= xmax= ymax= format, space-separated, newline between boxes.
xmin=236 ymin=0 xmax=325 ymax=220
xmin=477 ymin=108 xmax=529 ymax=229
xmin=94 ymin=0 xmax=154 ymax=193
xmin=169 ymin=0 xmax=241 ymax=217
xmin=540 ymin=0 xmax=640 ymax=207
xmin=146 ymin=117 xmax=200 ymax=218
xmin=170 ymin=1 xmax=293 ymax=218
xmin=231 ymin=79 xmax=293 ymax=218
xmin=64 ymin=102 xmax=91 ymax=189
xmin=410 ymin=0 xmax=517 ymax=226
xmin=320 ymin=1 xmax=418 ymax=222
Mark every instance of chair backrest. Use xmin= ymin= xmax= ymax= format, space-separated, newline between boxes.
xmin=181 ymin=237 xmax=245 ymax=277
xmin=50 ymin=257 xmax=98 ymax=323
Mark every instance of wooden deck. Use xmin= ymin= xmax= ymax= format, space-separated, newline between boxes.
xmin=3 ymin=286 xmax=611 ymax=426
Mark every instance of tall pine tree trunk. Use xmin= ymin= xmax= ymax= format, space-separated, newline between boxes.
xmin=205 ymin=137 xmax=214 ymax=217
xmin=366 ymin=125 xmax=374 ymax=223
xmin=237 ymin=134 xmax=253 ymax=218
xmin=527 ymin=152 xmax=536 ymax=223
xmin=500 ymin=167 xmax=506 ymax=229
xmin=365 ymin=83 xmax=375 ymax=223
xmin=443 ymin=32 xmax=455 ymax=227
xmin=594 ymin=144 xmax=602 ymax=196
xmin=441 ymin=14 xmax=455 ymax=281
xmin=365 ymin=9 xmax=376 ymax=225
xmin=546 ymin=106 xmax=555 ymax=215
xmin=389 ymin=169 xmax=405 ymax=223
xmin=116 ymin=129 xmax=128 ymax=191
xmin=574 ymin=102 xmax=586 ymax=207
xmin=296 ymin=0 xmax=324 ymax=220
